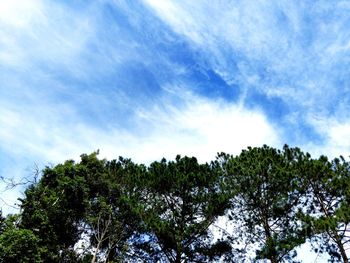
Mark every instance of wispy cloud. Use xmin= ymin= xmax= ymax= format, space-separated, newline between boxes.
xmin=0 ymin=84 xmax=279 ymax=211
xmin=1 ymin=0 xmax=350 ymax=212
xmin=0 ymin=87 xmax=279 ymax=163
xmin=143 ymin=0 xmax=350 ymax=146
xmin=305 ymin=115 xmax=350 ymax=158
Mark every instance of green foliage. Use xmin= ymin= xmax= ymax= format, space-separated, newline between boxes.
xmin=0 ymin=215 xmax=42 ymax=263
xmin=0 ymin=146 xmax=349 ymax=262
xmin=298 ymin=155 xmax=350 ymax=262
xmin=17 ymin=153 xmax=140 ymax=262
xmin=0 ymin=211 xmax=5 ymax=234
xmin=19 ymin=158 xmax=90 ymax=262
xmin=222 ymin=145 xmax=308 ymax=262
xmin=126 ymin=155 xmax=232 ymax=262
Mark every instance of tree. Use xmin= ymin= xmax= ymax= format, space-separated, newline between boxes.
xmin=19 ymin=159 xmax=90 ymax=262
xmin=88 ymin=199 xmax=121 ymax=263
xmin=0 ymin=212 xmax=5 ymax=234
xmin=130 ymin=155 xmax=231 ymax=262
xmin=0 ymin=215 xmax=42 ymax=263
xmin=222 ymin=145 xmax=307 ymax=262
xmin=4 ymin=146 xmax=349 ymax=262
xmin=299 ymin=155 xmax=350 ymax=262
xmin=18 ymin=153 xmax=145 ymax=263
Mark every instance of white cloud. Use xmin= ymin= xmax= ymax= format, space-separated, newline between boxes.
xmin=142 ymin=0 xmax=350 ymax=116
xmin=129 ymin=91 xmax=280 ymax=162
xmin=0 ymin=0 xmax=95 ymax=73
xmin=142 ymin=0 xmax=290 ymax=59
xmin=0 ymin=86 xmax=279 ymax=210
xmin=0 ymin=0 xmax=43 ymax=28
xmin=305 ymin=117 xmax=350 ymax=159
xmin=0 ymin=0 xmax=281 ymax=167
xmin=2 ymin=1 xmax=349 ymax=224
xmin=0 ymin=89 xmax=280 ymax=166
xmin=142 ymin=0 xmax=206 ymax=45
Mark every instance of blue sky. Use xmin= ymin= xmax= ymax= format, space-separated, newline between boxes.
xmin=1 ymin=0 xmax=350 ymax=211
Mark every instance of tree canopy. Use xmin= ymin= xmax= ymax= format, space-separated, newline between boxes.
xmin=0 ymin=145 xmax=349 ymax=262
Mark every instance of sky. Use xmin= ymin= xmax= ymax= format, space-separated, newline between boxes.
xmin=1 ymin=0 xmax=350 ymax=197
xmin=1 ymin=0 xmax=349 ymax=260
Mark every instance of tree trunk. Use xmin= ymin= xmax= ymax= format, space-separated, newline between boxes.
xmin=91 ymin=241 xmax=102 ymax=263
xmin=339 ymin=244 xmax=349 ymax=263
xmin=175 ymin=253 xmax=181 ymax=263
xmin=263 ymin=216 xmax=278 ymax=263
xmin=334 ymin=235 xmax=348 ymax=263
xmin=313 ymin=188 xmax=349 ymax=263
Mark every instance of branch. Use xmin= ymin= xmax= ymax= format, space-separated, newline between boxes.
xmin=0 ymin=196 xmax=19 ymax=210
xmin=1 ymin=163 xmax=40 ymax=191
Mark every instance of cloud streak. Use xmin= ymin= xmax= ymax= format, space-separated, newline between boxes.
xmin=1 ymin=0 xmax=350 ymax=215
xmin=143 ymin=0 xmax=350 ymax=145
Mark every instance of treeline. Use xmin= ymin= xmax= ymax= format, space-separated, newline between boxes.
xmin=0 ymin=145 xmax=349 ymax=263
